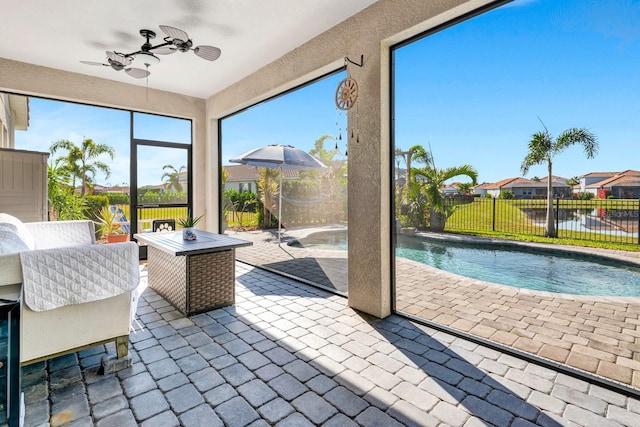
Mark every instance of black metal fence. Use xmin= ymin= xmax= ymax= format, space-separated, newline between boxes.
xmin=135 ymin=205 xmax=188 ymax=233
xmin=444 ymin=197 xmax=640 ymax=245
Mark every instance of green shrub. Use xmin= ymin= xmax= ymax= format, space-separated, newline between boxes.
xmin=499 ymin=190 xmax=514 ymax=199
xmin=105 ymin=192 xmax=130 ymax=205
xmin=225 ymin=189 xmax=258 ymax=213
xmin=83 ymin=195 xmax=109 ymax=221
xmin=577 ymin=192 xmax=594 ymax=200
xmin=50 ymin=190 xmax=86 ymax=220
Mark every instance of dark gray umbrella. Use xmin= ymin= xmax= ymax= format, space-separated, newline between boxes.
xmin=229 ymin=144 xmax=327 ymax=245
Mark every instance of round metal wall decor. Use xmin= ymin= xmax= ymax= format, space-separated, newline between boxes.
xmin=335 ymin=77 xmax=358 ymax=110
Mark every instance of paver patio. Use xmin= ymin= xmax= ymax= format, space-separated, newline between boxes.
xmin=21 ymin=263 xmax=640 ymax=426
xmin=232 ymin=229 xmax=640 ymax=392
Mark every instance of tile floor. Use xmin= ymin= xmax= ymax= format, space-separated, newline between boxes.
xmin=233 ymin=229 xmax=640 ymax=390
xmin=21 ymin=263 xmax=640 ymax=426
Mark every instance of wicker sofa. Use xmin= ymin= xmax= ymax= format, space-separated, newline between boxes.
xmin=0 ymin=214 xmax=139 ymax=366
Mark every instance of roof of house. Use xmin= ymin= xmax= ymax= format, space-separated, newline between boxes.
xmin=503 ymin=178 xmax=549 ymax=188
xmin=586 ymin=170 xmax=640 ymax=188
xmin=491 ymin=177 xmax=521 ymax=189
xmin=580 ymin=171 xmax=619 ymax=178
xmin=473 ymin=182 xmax=494 ymax=190
xmin=481 ymin=176 xmax=570 ymax=190
xmin=539 ymin=175 xmax=568 ymax=183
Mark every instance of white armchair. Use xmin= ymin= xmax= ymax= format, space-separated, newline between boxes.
xmin=0 ymin=214 xmax=139 ymax=366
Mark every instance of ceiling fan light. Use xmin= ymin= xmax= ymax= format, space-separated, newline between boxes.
xmin=134 ymin=52 xmax=160 ymax=66
xmin=125 ymin=68 xmax=150 ymax=79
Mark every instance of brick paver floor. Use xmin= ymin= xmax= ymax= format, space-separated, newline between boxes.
xmin=22 ymin=263 xmax=640 ymax=426
xmin=232 ymin=229 xmax=640 ymax=391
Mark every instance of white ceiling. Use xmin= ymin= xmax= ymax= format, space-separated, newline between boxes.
xmin=1 ymin=0 xmax=379 ymax=99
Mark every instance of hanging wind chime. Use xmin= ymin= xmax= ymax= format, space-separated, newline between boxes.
xmin=335 ymin=55 xmax=363 ymax=156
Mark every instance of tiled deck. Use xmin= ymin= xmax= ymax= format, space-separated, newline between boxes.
xmin=232 ymin=229 xmax=640 ymax=391
xmin=22 ymin=263 xmax=640 ymax=426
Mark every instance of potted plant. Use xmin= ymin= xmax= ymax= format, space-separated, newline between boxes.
xmin=177 ymin=212 xmax=203 ymax=240
xmin=410 ymin=147 xmax=478 ymax=232
xmin=96 ymin=206 xmax=130 ymax=243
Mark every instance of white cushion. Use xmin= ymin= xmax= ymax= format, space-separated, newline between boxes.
xmin=0 ymin=213 xmax=35 ymax=250
xmin=0 ymin=223 xmax=30 ymax=254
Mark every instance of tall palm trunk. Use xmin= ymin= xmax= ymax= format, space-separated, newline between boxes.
xmin=545 ymin=163 xmax=556 ymax=237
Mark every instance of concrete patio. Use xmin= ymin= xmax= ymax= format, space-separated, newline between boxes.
xmin=21 ymin=262 xmax=640 ymax=426
xmin=231 ymin=229 xmax=640 ymax=392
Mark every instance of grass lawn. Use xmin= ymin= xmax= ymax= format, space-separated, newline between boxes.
xmin=444 ymin=198 xmax=640 ymax=252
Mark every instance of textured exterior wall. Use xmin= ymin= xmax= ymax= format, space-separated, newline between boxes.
xmin=0 ymin=0 xmax=497 ymax=318
xmin=0 ymin=58 xmax=209 ymax=224
xmin=207 ymin=0 xmax=495 ymax=317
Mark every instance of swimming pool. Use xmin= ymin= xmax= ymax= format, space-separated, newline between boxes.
xmin=289 ymin=230 xmax=640 ymax=296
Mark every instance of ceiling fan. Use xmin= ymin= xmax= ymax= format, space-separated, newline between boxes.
xmin=80 ymin=25 xmax=221 ymax=79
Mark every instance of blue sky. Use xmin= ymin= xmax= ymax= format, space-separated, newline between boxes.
xmin=15 ymin=0 xmax=640 ymax=186
xmin=221 ymin=72 xmax=348 ymax=165
xmin=15 ymin=100 xmax=192 ymax=186
xmin=394 ymin=0 xmax=640 ymax=183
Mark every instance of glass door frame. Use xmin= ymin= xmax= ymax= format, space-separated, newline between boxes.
xmin=129 ymin=111 xmax=193 ymax=256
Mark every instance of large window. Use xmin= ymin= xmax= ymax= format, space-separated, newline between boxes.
xmin=132 ymin=112 xmax=192 ymax=239
xmin=9 ymin=97 xmax=193 ymax=244
xmin=392 ymin=0 xmax=639 ymax=365
xmin=220 ymin=71 xmax=349 ymax=294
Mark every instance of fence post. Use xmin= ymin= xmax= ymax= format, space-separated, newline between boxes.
xmin=637 ymin=198 xmax=640 ymax=245
xmin=492 ymin=197 xmax=496 ymax=231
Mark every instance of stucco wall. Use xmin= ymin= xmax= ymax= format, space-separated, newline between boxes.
xmin=0 ymin=57 xmax=208 ymax=224
xmin=206 ymin=0 xmax=496 ymax=318
xmin=0 ymin=0 xmax=498 ymax=319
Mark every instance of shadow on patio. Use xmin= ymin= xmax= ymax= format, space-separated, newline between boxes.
xmin=233 ymin=228 xmax=348 ymax=295
xmin=21 ymin=263 xmax=640 ymax=426
xmin=233 ymin=228 xmax=640 ymax=394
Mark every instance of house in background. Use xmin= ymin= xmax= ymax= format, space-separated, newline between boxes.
xmin=223 ymin=164 xmax=259 ymax=193
xmin=223 ymin=164 xmax=300 ymax=193
xmin=578 ymin=172 xmax=618 ymax=193
xmin=473 ymin=182 xmax=492 ymax=197
xmin=479 ymin=176 xmax=571 ymax=199
xmin=0 ymin=94 xmax=49 ymax=221
xmin=443 ymin=181 xmax=461 ymax=196
xmin=0 ymin=93 xmax=29 ymax=148
xmin=584 ymin=170 xmax=640 ymax=198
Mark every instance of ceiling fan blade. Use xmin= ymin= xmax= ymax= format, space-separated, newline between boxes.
xmin=152 ymin=47 xmax=177 ymax=55
xmin=106 ymin=51 xmax=132 ymax=66
xmin=159 ymin=25 xmax=190 ymax=42
xmin=194 ymin=45 xmax=221 ymax=61
xmin=125 ymin=67 xmax=150 ymax=79
xmin=80 ymin=60 xmax=107 ymax=66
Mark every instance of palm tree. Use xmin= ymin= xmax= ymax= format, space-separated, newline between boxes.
xmin=47 ymin=158 xmax=85 ymax=220
xmin=395 ymin=144 xmax=431 ymax=205
xmin=521 ymin=122 xmax=598 ymax=237
xmin=50 ymin=137 xmax=115 ymax=195
xmin=161 ymin=164 xmax=186 ymax=192
xmin=412 ymin=148 xmax=477 ymax=231
xmin=566 ymin=176 xmax=580 ymax=186
xmin=256 ymin=167 xmax=280 ymax=228
xmin=456 ymin=182 xmax=473 ymax=195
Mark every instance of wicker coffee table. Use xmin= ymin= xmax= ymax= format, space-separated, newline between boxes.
xmin=134 ymin=230 xmax=252 ymax=315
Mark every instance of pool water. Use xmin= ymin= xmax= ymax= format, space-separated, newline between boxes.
xmin=290 ymin=231 xmax=640 ymax=296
